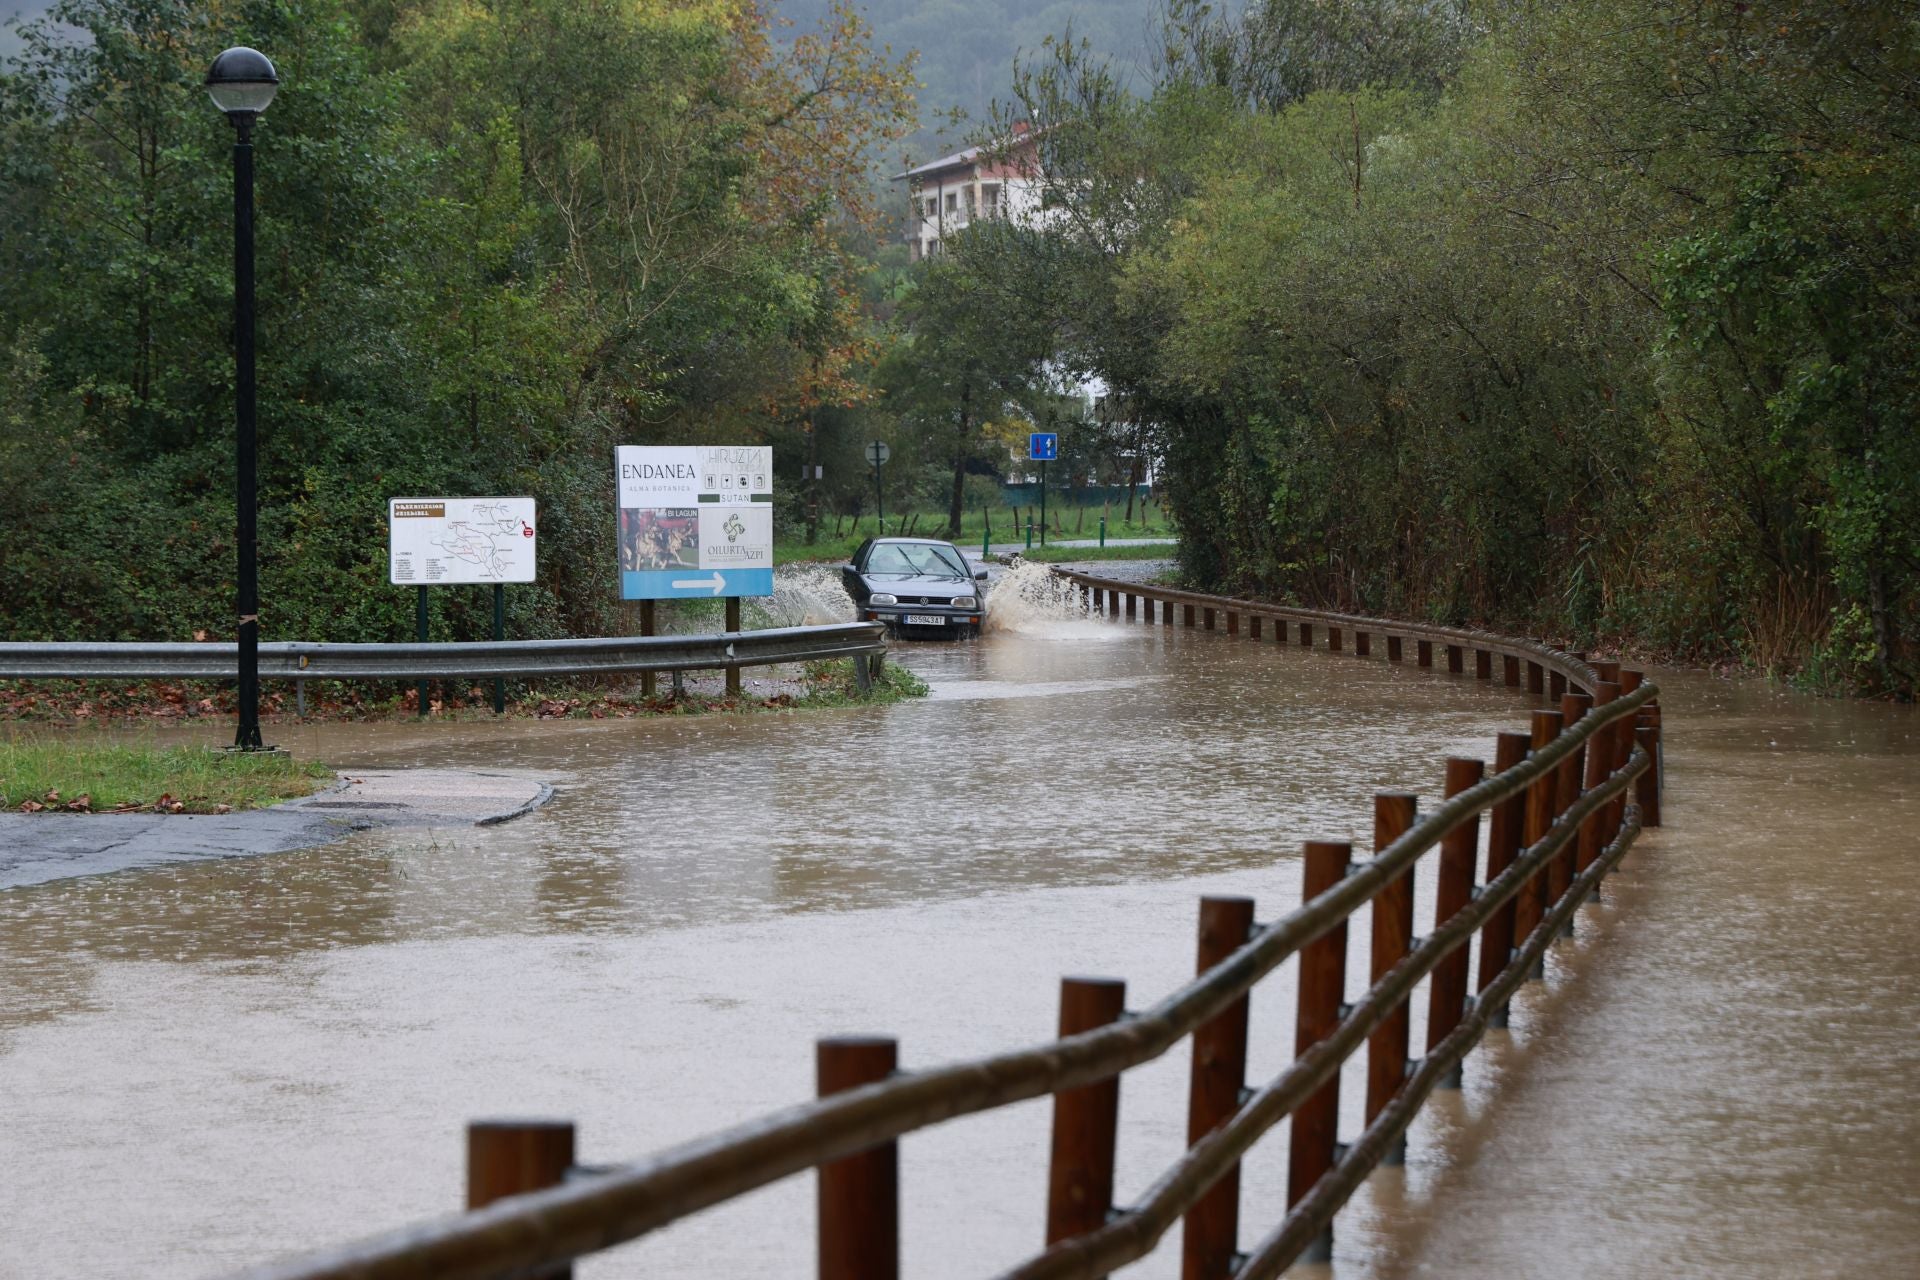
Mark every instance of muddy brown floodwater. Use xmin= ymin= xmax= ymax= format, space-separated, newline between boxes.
xmin=1 ymin=587 xmax=1916 ymax=1279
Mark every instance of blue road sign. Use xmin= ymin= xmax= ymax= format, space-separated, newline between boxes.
xmin=621 ymin=568 xmax=774 ymax=600
xmin=1030 ymin=432 xmax=1058 ymax=461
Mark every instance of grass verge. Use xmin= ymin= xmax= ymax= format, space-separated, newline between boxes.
xmin=794 ymin=659 xmax=931 ymax=706
xmin=1015 ymin=543 xmax=1179 ymax=563
xmin=0 ymin=739 xmax=332 ymax=813
xmin=776 ymin=509 xmax=1178 ymax=564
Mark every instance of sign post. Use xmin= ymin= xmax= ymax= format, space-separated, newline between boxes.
xmin=388 ymin=497 xmax=537 ymax=717
xmin=1030 ymin=432 xmax=1058 ymax=549
xmin=865 ymin=440 xmax=890 ymax=533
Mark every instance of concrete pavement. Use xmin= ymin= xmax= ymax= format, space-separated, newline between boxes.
xmin=0 ymin=769 xmax=553 ymax=890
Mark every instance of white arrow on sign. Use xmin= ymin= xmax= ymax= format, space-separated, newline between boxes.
xmin=672 ymin=572 xmax=727 ymax=595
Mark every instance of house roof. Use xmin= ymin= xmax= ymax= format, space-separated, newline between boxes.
xmin=894 ymin=144 xmax=985 ymax=182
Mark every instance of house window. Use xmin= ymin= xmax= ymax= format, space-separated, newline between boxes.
xmin=925 ymin=196 xmax=938 ymax=217
xmin=981 ymin=183 xmax=1001 ymax=215
xmin=944 ymin=191 xmax=958 ymax=214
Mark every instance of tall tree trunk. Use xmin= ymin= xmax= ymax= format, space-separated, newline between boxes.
xmin=947 ymin=381 xmax=972 ymax=538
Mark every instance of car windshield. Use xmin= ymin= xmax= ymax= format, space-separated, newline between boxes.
xmin=865 ymin=542 xmax=968 ymax=578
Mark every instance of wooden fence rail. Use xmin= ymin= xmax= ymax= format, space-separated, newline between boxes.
xmin=227 ymin=572 xmax=1663 ymax=1280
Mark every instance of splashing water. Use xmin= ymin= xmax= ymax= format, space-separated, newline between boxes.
xmin=750 ymin=563 xmax=858 ymax=629
xmin=983 ymin=561 xmax=1124 ymax=640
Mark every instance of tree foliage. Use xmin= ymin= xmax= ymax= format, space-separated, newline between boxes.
xmin=985 ymin=0 xmax=1919 ymax=697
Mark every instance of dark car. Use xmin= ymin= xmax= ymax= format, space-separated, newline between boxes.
xmin=841 ymin=537 xmax=989 ymax=636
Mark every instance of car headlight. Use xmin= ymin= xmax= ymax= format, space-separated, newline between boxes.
xmin=951 ymin=596 xmax=978 ymax=609
xmin=869 ymin=593 xmax=898 ymax=605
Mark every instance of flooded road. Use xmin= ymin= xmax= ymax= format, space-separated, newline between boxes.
xmin=2 ymin=577 xmax=1916 ymax=1278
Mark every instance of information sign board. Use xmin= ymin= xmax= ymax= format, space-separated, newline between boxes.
xmin=388 ymin=497 xmax=536 ymax=585
xmin=616 ymin=445 xmax=774 ymax=599
xmin=1030 ymin=432 xmax=1058 ymax=461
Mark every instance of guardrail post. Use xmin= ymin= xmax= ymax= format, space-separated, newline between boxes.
xmin=1048 ymin=978 xmax=1127 ymax=1247
xmin=725 ymin=598 xmax=743 ymax=697
xmin=1289 ymin=840 xmax=1351 ymax=1263
xmin=1503 ymin=654 xmax=1521 ymax=687
xmin=1354 ymin=630 xmax=1370 ymax=657
xmin=1387 ymin=635 xmax=1403 ymax=662
xmin=1184 ymin=604 xmax=1196 ymax=628
xmin=1226 ymin=610 xmax=1238 ymax=636
xmin=1526 ymin=661 xmax=1544 ymax=696
xmin=1447 ymin=644 xmax=1464 ymax=675
xmin=1478 ymin=731 xmax=1531 ymax=1028
xmin=1093 ymin=587 xmax=1105 ymax=613
xmin=1298 ymin=623 xmax=1313 ymax=648
xmin=1428 ymin=758 xmax=1484 ymax=1086
xmin=468 ymin=1120 xmax=576 ymax=1280
xmin=1183 ymin=897 xmax=1255 ymax=1280
xmin=1515 ymin=711 xmax=1564 ymax=975
xmin=1328 ymin=626 xmax=1342 ymax=653
xmin=1635 ymin=723 xmax=1662 ymax=827
xmin=818 ymin=1036 xmax=899 ymax=1280
xmin=1204 ymin=606 xmax=1216 ymax=631
xmin=1417 ymin=639 xmax=1433 ymax=668
xmin=1475 ymin=649 xmax=1493 ymax=679
xmin=1125 ymin=593 xmax=1136 ymax=620
xmin=1249 ymin=614 xmax=1262 ymax=640
xmin=1143 ymin=597 xmax=1155 ymax=624
xmin=1164 ymin=597 xmax=1174 ymax=628
xmin=1553 ymin=692 xmax=1593 ymax=927
xmin=1368 ymin=792 xmax=1418 ymax=1166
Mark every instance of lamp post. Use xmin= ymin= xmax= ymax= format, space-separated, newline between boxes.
xmin=206 ymin=47 xmax=278 ymax=751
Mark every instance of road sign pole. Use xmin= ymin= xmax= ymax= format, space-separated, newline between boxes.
xmin=874 ymin=462 xmax=884 ymax=532
xmin=1040 ymin=460 xmax=1047 ymax=548
xmin=416 ymin=585 xmax=429 ymax=718
xmin=492 ymin=582 xmax=505 ymax=715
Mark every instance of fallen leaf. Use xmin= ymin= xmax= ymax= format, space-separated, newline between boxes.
xmin=65 ymin=794 xmax=92 ymax=812
xmin=43 ymin=789 xmax=58 ymax=803
xmin=212 ymin=803 xmax=232 ymax=814
xmin=19 ymin=800 xmax=44 ymax=813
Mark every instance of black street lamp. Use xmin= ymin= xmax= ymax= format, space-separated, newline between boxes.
xmin=206 ymin=47 xmax=278 ymax=751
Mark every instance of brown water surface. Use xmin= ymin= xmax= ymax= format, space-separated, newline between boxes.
xmin=1 ymin=593 xmax=1914 ymax=1278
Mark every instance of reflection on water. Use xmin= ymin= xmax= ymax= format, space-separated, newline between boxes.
xmin=1 ymin=603 xmax=1916 ymax=1278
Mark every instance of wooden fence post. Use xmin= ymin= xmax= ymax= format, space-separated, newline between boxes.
xmin=1610 ymin=671 xmax=1645 ymax=847
xmin=1249 ymin=614 xmax=1263 ymax=640
xmin=1203 ymin=606 xmax=1216 ymax=631
xmin=1526 ymin=661 xmax=1544 ymax=696
xmin=1289 ymin=841 xmax=1351 ymax=1263
xmin=1553 ymin=692 xmax=1592 ymax=927
xmin=1503 ymin=655 xmax=1521 ymax=687
xmin=1478 ymin=731 xmax=1531 ymax=1028
xmin=1125 ymin=593 xmax=1136 ymax=620
xmin=1047 ymin=979 xmax=1127 ymax=1247
xmin=1184 ymin=604 xmax=1196 ymax=628
xmin=1355 ymin=630 xmax=1371 ymax=657
xmin=1387 ymin=635 xmax=1403 ymax=662
xmin=1515 ymin=711 xmax=1564 ymax=977
xmin=1447 ymin=644 xmax=1464 ymax=675
xmin=1635 ymin=722 xmax=1662 ymax=828
xmin=1183 ymin=898 xmax=1255 ymax=1280
xmin=1549 ymin=669 xmax=1567 ymax=701
xmin=1226 ymin=610 xmax=1239 ymax=636
xmin=1475 ymin=649 xmax=1493 ymax=679
xmin=818 ymin=1037 xmax=899 ymax=1280
xmin=1417 ymin=639 xmax=1433 ymax=668
xmin=1428 ymin=758 xmax=1484 ymax=1086
xmin=1143 ymin=597 xmax=1155 ymax=624
xmin=1368 ymin=793 xmax=1418 ymax=1165
xmin=468 ymin=1120 xmax=576 ymax=1280
xmin=1577 ymin=680 xmax=1619 ymax=877
xmin=1298 ymin=623 xmax=1314 ymax=648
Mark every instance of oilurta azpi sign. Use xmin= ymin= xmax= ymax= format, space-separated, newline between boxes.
xmin=389 ymin=497 xmax=537 ymax=585
xmin=615 ymin=445 xmax=773 ymax=600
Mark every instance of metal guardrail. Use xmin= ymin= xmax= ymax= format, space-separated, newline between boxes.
xmin=222 ymin=576 xmax=1665 ymax=1280
xmin=0 ymin=623 xmax=887 ymax=683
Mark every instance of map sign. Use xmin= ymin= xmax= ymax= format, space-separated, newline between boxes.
xmin=388 ymin=497 xmax=536 ymax=585
xmin=616 ymin=446 xmax=773 ymax=599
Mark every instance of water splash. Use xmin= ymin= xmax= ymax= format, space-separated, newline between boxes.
xmin=751 ymin=564 xmax=857 ymax=629
xmin=983 ymin=561 xmax=1123 ymax=640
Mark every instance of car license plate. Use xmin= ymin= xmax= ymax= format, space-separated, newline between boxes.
xmin=903 ymin=614 xmax=947 ymax=626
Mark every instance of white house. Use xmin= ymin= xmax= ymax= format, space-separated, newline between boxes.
xmin=895 ymin=123 xmax=1043 ymax=262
